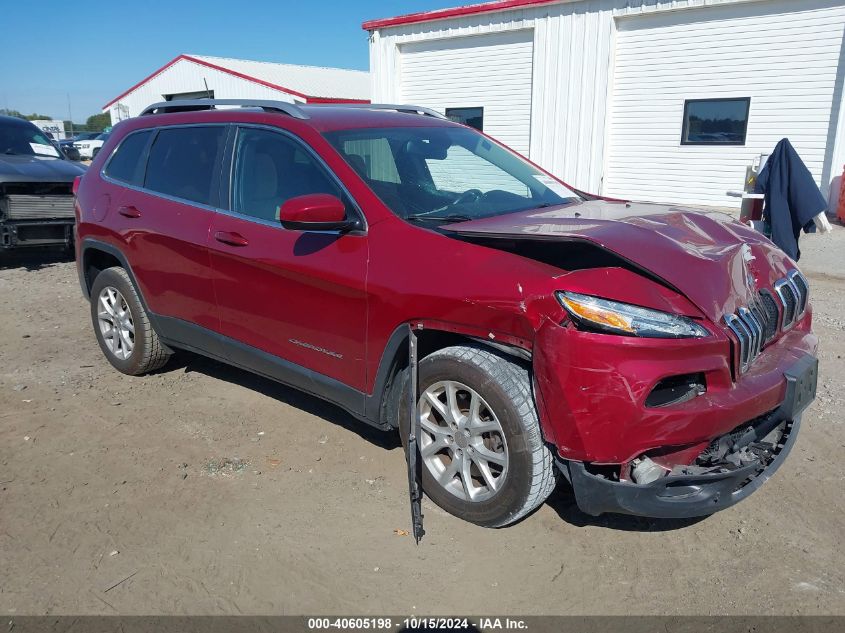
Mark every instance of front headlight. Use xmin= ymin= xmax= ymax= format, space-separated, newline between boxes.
xmin=556 ymin=291 xmax=709 ymax=339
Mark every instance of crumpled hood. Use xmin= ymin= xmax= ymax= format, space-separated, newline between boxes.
xmin=0 ymin=154 xmax=87 ymax=184
xmin=446 ymin=200 xmax=795 ymax=322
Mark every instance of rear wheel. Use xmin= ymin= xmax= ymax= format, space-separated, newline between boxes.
xmin=398 ymin=345 xmax=557 ymax=527
xmin=90 ymin=266 xmax=170 ymax=375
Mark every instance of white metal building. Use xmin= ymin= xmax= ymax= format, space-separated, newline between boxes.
xmin=102 ymin=54 xmax=370 ymax=124
xmin=365 ymin=0 xmax=845 ymax=208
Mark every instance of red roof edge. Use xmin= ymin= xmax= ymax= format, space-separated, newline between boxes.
xmin=362 ymin=0 xmax=559 ymax=31
xmin=102 ymin=54 xmax=187 ymax=109
xmin=102 ymin=55 xmax=369 ymax=110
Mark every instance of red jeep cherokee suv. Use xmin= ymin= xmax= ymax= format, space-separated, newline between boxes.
xmin=74 ymin=100 xmax=818 ymax=527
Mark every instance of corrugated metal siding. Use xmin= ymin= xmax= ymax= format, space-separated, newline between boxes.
xmin=369 ymin=0 xmax=845 ymax=204
xmin=604 ymin=0 xmax=845 ymax=207
xmin=399 ymin=30 xmax=534 ymax=155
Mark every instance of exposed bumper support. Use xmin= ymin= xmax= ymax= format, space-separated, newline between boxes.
xmin=0 ymin=219 xmax=74 ymax=250
xmin=560 ymin=354 xmax=817 ymax=518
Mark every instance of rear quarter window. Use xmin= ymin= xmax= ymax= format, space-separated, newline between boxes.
xmin=143 ymin=126 xmax=227 ymax=206
xmin=104 ymin=130 xmax=152 ymax=185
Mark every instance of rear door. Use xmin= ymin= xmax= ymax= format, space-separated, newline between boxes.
xmin=207 ymin=126 xmax=368 ymax=392
xmin=105 ymin=125 xmax=228 ymax=334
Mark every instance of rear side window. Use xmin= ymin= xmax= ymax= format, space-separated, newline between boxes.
xmin=104 ymin=130 xmax=152 ymax=185
xmin=144 ymin=126 xmax=227 ymax=206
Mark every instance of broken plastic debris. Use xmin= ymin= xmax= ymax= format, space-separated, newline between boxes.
xmin=394 ymin=529 xmax=409 ymax=536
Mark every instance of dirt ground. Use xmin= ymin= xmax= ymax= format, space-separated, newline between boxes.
xmin=1 ymin=225 xmax=844 ymax=616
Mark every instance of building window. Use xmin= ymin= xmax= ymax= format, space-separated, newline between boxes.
xmin=446 ymin=107 xmax=483 ymax=131
xmin=681 ymin=98 xmax=750 ymax=146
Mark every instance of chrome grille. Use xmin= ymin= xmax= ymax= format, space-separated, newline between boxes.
xmin=758 ymin=290 xmax=779 ymax=341
xmin=774 ymin=270 xmax=809 ymax=329
xmin=725 ymin=270 xmax=809 ymax=375
xmin=725 ymin=308 xmax=765 ymax=373
xmin=790 ymin=270 xmax=809 ymax=314
xmin=4 ymin=194 xmax=75 ymax=220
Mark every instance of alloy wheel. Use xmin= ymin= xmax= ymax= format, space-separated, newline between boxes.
xmin=418 ymin=380 xmax=509 ymax=502
xmin=97 ymin=286 xmax=135 ymax=360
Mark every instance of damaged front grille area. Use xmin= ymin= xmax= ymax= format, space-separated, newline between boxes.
xmin=3 ymin=194 xmax=75 ymax=219
xmin=725 ymin=271 xmax=809 ymax=374
xmin=0 ymin=183 xmax=75 ymax=221
xmin=684 ymin=411 xmax=793 ymax=493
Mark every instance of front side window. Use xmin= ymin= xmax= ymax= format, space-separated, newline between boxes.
xmin=104 ymin=130 xmax=152 ymax=185
xmin=232 ymin=127 xmax=344 ymax=222
xmin=681 ymin=98 xmax=750 ymax=145
xmin=144 ymin=126 xmax=227 ymax=206
xmin=324 ymin=126 xmax=580 ymax=225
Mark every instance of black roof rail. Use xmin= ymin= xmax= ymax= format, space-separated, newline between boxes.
xmin=140 ymin=98 xmax=309 ymax=120
xmin=325 ymin=103 xmax=449 ymax=120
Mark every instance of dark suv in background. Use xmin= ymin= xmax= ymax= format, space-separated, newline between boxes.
xmin=0 ymin=115 xmax=86 ymax=252
xmin=74 ymin=99 xmax=817 ymax=527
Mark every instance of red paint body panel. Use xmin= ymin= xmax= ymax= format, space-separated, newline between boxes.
xmin=207 ymin=212 xmax=369 ymax=390
xmin=76 ymin=106 xmax=818 ymax=472
xmin=534 ymin=314 xmax=816 ymax=463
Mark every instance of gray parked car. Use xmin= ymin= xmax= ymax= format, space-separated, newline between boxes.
xmin=0 ymin=115 xmax=87 ymax=252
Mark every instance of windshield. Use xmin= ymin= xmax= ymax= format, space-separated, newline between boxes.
xmin=0 ymin=121 xmax=62 ymax=158
xmin=324 ymin=126 xmax=581 ymax=224
xmin=95 ymin=132 xmax=110 ymax=141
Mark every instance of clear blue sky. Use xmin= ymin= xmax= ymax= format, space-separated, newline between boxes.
xmin=0 ymin=0 xmax=460 ymax=122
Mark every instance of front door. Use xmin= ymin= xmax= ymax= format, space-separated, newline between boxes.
xmin=207 ymin=126 xmax=369 ymax=394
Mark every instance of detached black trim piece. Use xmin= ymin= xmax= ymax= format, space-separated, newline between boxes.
xmin=562 ymin=353 xmax=816 ymax=518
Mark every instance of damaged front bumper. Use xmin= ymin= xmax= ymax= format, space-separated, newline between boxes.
xmin=559 ymin=354 xmax=818 ymax=518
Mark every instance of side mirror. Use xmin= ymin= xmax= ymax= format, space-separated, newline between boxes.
xmin=63 ymin=146 xmax=81 ymax=161
xmin=278 ymin=194 xmax=357 ymax=232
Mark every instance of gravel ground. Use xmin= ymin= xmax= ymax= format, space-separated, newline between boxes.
xmin=1 ymin=225 xmax=844 ymax=616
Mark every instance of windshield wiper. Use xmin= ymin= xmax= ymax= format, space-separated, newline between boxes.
xmin=405 ymin=213 xmax=474 ymax=224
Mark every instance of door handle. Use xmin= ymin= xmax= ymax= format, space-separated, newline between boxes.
xmin=214 ymin=231 xmax=249 ymax=247
xmin=118 ymin=205 xmax=141 ymax=218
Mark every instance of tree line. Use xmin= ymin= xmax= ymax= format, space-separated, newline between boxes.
xmin=0 ymin=109 xmax=111 ymax=133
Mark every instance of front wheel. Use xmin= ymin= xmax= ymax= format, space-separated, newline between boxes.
xmin=399 ymin=345 xmax=557 ymax=527
xmin=90 ymin=266 xmax=170 ymax=375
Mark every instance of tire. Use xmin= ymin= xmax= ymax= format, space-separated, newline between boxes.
xmin=90 ymin=266 xmax=170 ymax=375
xmin=92 ymin=147 xmax=101 ymax=159
xmin=398 ymin=344 xmax=557 ymax=527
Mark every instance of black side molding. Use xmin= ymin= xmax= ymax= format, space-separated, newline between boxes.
xmin=152 ymin=315 xmax=383 ymax=430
